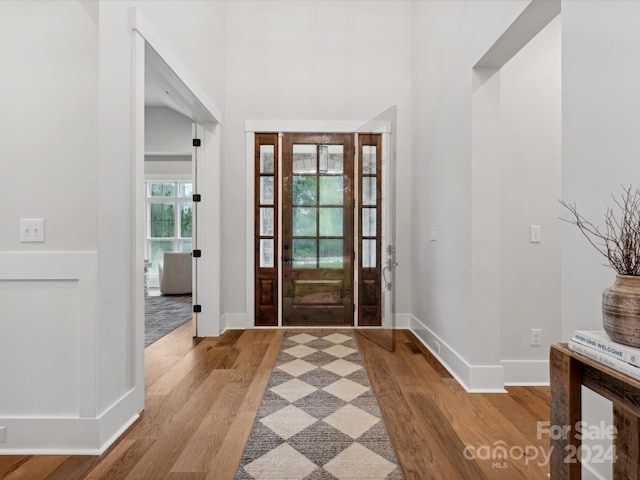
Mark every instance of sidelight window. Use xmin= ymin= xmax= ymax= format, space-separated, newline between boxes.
xmin=254 ymin=134 xmax=279 ymax=326
xmin=357 ymin=135 xmax=382 ymax=326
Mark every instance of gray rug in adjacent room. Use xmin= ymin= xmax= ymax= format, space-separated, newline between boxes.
xmin=236 ymin=331 xmax=404 ymax=480
xmin=144 ymin=294 xmax=192 ymax=347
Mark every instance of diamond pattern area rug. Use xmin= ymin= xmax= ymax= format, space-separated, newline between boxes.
xmin=236 ymin=332 xmax=404 ymax=480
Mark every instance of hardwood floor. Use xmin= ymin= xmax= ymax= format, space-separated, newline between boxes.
xmin=0 ymin=325 xmax=550 ymax=479
xmin=357 ymin=331 xmax=550 ymax=479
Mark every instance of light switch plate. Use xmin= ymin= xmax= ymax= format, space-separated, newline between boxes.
xmin=530 ymin=225 xmax=541 ymax=243
xmin=20 ymin=218 xmax=45 ymax=243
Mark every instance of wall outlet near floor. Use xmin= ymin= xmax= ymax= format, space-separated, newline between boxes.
xmin=0 ymin=426 xmax=6 ymax=443
xmin=434 ymin=341 xmax=441 ymax=354
xmin=530 ymin=329 xmax=542 ymax=346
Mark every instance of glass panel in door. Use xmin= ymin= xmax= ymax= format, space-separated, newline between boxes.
xmin=282 ymin=133 xmax=354 ymax=326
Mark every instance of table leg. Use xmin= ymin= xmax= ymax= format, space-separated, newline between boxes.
xmin=550 ymin=347 xmax=583 ymax=479
xmin=613 ymin=404 xmax=640 ymax=480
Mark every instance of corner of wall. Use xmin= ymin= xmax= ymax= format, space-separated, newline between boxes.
xmin=97 ymin=389 xmax=140 ymax=453
xmin=408 ymin=314 xmax=506 ymax=393
xmin=220 ymin=313 xmax=247 ymax=335
xmin=0 ymin=385 xmax=139 ymax=455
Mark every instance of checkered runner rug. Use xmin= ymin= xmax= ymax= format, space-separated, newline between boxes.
xmin=235 ymin=331 xmax=404 ymax=480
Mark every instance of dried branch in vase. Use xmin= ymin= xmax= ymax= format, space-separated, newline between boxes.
xmin=560 ymin=185 xmax=640 ymax=276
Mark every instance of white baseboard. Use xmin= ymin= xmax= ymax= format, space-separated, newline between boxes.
xmin=97 ymin=389 xmax=140 ymax=452
xmin=221 ymin=312 xmax=247 ymax=334
xmin=408 ymin=314 xmax=506 ymax=393
xmin=219 ymin=312 xmax=411 ymax=333
xmin=0 ymin=418 xmax=100 ymax=454
xmin=0 ymin=389 xmax=139 ymax=455
xmin=408 ymin=314 xmax=551 ymax=390
xmin=502 ymin=359 xmax=550 ymax=386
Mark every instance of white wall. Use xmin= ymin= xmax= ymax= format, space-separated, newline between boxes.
xmin=0 ymin=0 xmax=101 ymax=452
xmin=410 ymin=0 xmax=561 ymax=389
xmin=0 ymin=1 xmax=98 ymax=252
xmin=224 ymin=0 xmax=413 ymax=324
xmin=561 ymin=0 xmax=640 ymax=343
xmin=0 ymin=0 xmax=225 ymax=453
xmin=145 ymin=107 xmax=192 ymax=178
xmin=410 ymin=0 xmax=531 ymax=389
xmin=499 ymin=15 xmax=562 ymax=382
xmin=144 ymin=160 xmax=191 ymax=178
xmin=137 ymin=2 xmax=226 ymax=112
xmin=562 ymin=2 xmax=640 ymax=478
xmin=145 ymin=106 xmax=193 ymax=154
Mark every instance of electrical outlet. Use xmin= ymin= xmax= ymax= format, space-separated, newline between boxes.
xmin=530 ymin=329 xmax=542 ymax=346
xmin=430 ymin=227 xmax=438 ymax=241
xmin=434 ymin=341 xmax=441 ymax=354
xmin=20 ymin=218 xmax=45 ymax=243
xmin=0 ymin=426 xmax=6 ymax=443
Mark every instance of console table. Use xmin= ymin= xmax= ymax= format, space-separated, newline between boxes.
xmin=550 ymin=343 xmax=640 ymax=479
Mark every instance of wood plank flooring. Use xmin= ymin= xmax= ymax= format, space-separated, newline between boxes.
xmin=0 ymin=324 xmax=550 ymax=479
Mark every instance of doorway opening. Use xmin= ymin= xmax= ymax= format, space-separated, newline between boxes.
xmin=132 ymin=7 xmax=223 ymax=410
xmin=142 ymin=106 xmax=195 ymax=346
xmin=471 ymin=1 xmax=561 ymax=386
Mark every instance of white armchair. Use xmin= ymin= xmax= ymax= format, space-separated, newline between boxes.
xmin=158 ymin=252 xmax=192 ymax=295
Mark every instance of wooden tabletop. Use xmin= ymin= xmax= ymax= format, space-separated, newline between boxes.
xmin=552 ymin=342 xmax=640 ymax=390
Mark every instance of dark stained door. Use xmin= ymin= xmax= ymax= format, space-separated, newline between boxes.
xmin=282 ymin=133 xmax=354 ymax=326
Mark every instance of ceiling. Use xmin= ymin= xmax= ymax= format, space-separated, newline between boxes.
xmin=145 ymin=74 xmax=192 ymax=119
xmin=143 ymin=43 xmax=218 ymax=124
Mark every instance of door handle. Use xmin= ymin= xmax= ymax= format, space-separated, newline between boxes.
xmin=284 ymin=256 xmax=290 ymax=262
xmin=383 ymin=258 xmax=397 ymax=291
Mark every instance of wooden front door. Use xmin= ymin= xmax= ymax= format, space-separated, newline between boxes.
xmin=282 ymin=133 xmax=355 ymax=326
